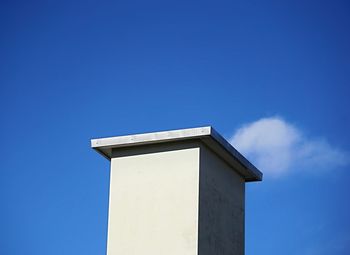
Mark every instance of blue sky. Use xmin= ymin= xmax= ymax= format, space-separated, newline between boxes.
xmin=1 ymin=0 xmax=350 ymax=254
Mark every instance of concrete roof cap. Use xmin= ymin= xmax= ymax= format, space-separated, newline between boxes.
xmin=91 ymin=126 xmax=262 ymax=182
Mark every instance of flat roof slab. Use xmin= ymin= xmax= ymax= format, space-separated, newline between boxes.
xmin=91 ymin=126 xmax=262 ymax=182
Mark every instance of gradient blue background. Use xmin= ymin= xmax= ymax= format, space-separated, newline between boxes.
xmin=1 ymin=1 xmax=350 ymax=254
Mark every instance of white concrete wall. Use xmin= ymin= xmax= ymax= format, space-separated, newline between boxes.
xmin=107 ymin=146 xmax=200 ymax=255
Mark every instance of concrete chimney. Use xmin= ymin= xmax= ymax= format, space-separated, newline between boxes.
xmin=91 ymin=126 xmax=262 ymax=255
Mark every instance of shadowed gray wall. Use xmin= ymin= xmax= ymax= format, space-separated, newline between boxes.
xmin=199 ymin=144 xmax=245 ymax=255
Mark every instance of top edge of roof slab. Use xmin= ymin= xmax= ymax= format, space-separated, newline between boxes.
xmin=91 ymin=126 xmax=262 ymax=182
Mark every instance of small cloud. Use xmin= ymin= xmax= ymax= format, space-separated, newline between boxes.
xmin=230 ymin=117 xmax=348 ymax=178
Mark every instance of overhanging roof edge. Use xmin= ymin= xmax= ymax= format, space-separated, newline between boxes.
xmin=208 ymin=127 xmax=262 ymax=181
xmin=91 ymin=126 xmax=262 ymax=181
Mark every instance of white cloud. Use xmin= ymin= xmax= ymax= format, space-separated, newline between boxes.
xmin=230 ymin=117 xmax=348 ymax=178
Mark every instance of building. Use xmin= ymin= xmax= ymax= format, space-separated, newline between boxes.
xmin=91 ymin=126 xmax=262 ymax=255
